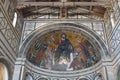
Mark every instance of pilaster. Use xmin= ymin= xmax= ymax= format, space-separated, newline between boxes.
xmin=12 ymin=58 xmax=26 ymax=80
xmin=106 ymin=66 xmax=115 ymax=80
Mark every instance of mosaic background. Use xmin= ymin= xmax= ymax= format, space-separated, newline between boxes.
xmin=27 ymin=30 xmax=101 ymax=71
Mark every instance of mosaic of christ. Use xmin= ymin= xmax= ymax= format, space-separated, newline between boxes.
xmin=27 ymin=30 xmax=101 ymax=71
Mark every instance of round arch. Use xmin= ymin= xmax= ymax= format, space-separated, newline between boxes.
xmin=93 ymin=73 xmax=104 ymax=80
xmin=0 ymin=58 xmax=12 ymax=80
xmin=0 ymin=63 xmax=8 ymax=80
xmin=79 ymin=78 xmax=89 ymax=80
xmin=117 ymin=65 xmax=120 ymax=80
xmin=19 ymin=22 xmax=109 ymax=59
xmin=38 ymin=78 xmax=48 ymax=80
xmin=78 ymin=76 xmax=91 ymax=80
xmin=24 ymin=72 xmax=34 ymax=80
xmin=35 ymin=76 xmax=48 ymax=80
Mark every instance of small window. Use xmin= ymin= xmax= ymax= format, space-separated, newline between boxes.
xmin=61 ymin=0 xmax=67 ymax=2
xmin=0 ymin=63 xmax=8 ymax=80
xmin=110 ymin=13 xmax=115 ymax=28
xmin=12 ymin=12 xmax=17 ymax=27
xmin=1 ymin=0 xmax=5 ymax=3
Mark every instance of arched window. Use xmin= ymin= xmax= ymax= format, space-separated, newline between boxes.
xmin=110 ymin=13 xmax=115 ymax=28
xmin=0 ymin=63 xmax=8 ymax=80
xmin=12 ymin=12 xmax=17 ymax=27
xmin=117 ymin=66 xmax=120 ymax=80
xmin=61 ymin=0 xmax=67 ymax=2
